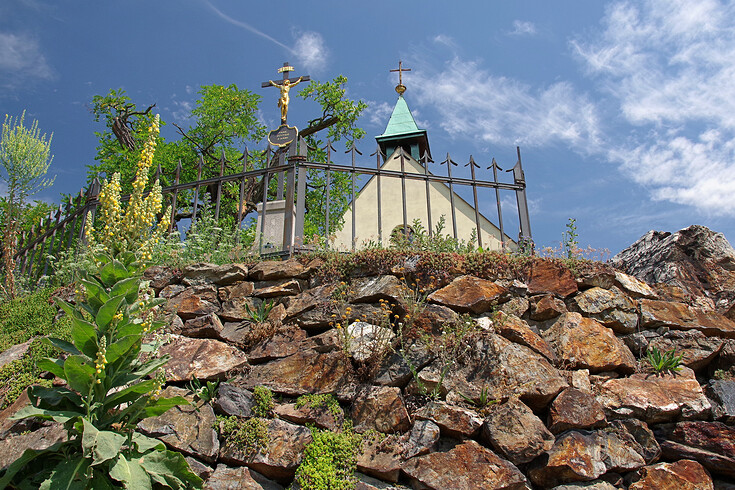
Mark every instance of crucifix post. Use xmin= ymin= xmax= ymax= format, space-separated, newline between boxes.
xmin=261 ymin=62 xmax=311 ymax=125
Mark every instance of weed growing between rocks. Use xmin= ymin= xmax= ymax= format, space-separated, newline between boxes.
xmin=296 ymin=393 xmax=344 ymax=423
xmin=294 ymin=422 xmax=362 ymax=490
xmin=645 ymin=345 xmax=684 ymax=374
xmin=252 ymin=385 xmax=275 ymax=418
xmin=187 ymin=376 xmax=220 ymax=405
xmin=217 ymin=415 xmax=269 ymax=458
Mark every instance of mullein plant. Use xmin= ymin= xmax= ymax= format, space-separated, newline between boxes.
xmin=0 ymin=115 xmax=202 ymax=489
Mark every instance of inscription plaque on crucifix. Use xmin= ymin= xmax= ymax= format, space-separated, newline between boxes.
xmin=262 ymin=62 xmax=310 ymax=147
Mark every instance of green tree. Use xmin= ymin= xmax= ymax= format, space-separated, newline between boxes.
xmin=0 ymin=111 xmax=55 ymax=297
xmin=88 ymin=77 xmax=367 ymax=237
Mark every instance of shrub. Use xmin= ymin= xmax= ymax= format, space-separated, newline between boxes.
xmin=218 ymin=416 xmax=269 ymax=457
xmin=252 ymin=385 xmax=275 ymax=418
xmin=295 ymin=425 xmax=361 ymax=490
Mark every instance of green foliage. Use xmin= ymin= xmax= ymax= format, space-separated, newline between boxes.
xmin=218 ymin=416 xmax=269 ymax=457
xmin=244 ymin=299 xmax=275 ymax=325
xmin=252 ymin=385 xmax=275 ymax=418
xmin=187 ymin=376 xmax=220 ymax=405
xmin=388 ymin=216 xmax=477 ymax=254
xmin=459 ymin=385 xmax=499 ymax=411
xmin=562 ymin=217 xmax=579 ymax=259
xmin=645 ymin=346 xmax=684 ymax=374
xmin=295 ymin=393 xmax=344 ymax=421
xmin=294 ymin=426 xmax=361 ymax=490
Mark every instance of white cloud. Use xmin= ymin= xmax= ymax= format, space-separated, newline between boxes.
xmin=292 ymin=31 xmax=328 ymax=73
xmin=509 ymin=20 xmax=537 ymax=36
xmin=0 ymin=32 xmax=53 ymax=87
xmin=411 ymin=57 xmax=602 ymax=148
xmin=366 ymin=100 xmax=393 ymax=128
xmin=572 ymin=0 xmax=735 ymax=215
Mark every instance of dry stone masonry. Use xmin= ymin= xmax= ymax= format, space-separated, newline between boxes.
xmin=1 ymin=225 xmax=735 ymax=488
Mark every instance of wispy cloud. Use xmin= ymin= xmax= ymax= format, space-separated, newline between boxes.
xmin=573 ymin=0 xmax=735 ymax=215
xmin=0 ymin=31 xmax=53 ymax=89
xmin=509 ymin=20 xmax=537 ymax=36
xmin=203 ymin=0 xmax=293 ymax=53
xmin=366 ymin=100 xmax=393 ymax=128
xmin=411 ymin=57 xmax=602 ymax=148
xmin=292 ymin=31 xmax=328 ymax=73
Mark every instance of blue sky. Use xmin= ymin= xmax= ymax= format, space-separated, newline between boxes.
xmin=1 ymin=0 xmax=734 ymax=255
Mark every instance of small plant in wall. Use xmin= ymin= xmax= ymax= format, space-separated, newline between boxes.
xmin=645 ymin=346 xmax=684 ymax=374
xmin=0 ymin=115 xmax=202 ymax=488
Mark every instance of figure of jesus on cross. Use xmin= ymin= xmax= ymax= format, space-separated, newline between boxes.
xmin=262 ymin=62 xmax=310 ymax=125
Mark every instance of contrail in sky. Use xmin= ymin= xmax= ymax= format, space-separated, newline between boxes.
xmin=203 ymin=0 xmax=295 ymax=54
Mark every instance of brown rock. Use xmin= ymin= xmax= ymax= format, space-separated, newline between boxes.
xmin=204 ymin=464 xmax=283 ymax=490
xmin=357 ymin=434 xmax=404 ymax=483
xmin=405 ymin=420 xmax=440 ymax=459
xmin=527 ymin=260 xmax=578 ymax=298
xmin=493 ymin=312 xmax=557 ymax=362
xmin=219 ymin=418 xmax=312 ymax=483
xmin=608 ymin=419 xmax=661 ymax=464
xmin=648 ymin=330 xmax=724 ymax=371
xmin=0 ymin=339 xmax=33 ymax=370
xmin=144 ymin=265 xmax=181 ymax=290
xmin=158 ymin=335 xmax=249 ymax=382
xmin=411 ymin=304 xmax=460 ymax=335
xmin=374 ymin=339 xmax=434 ymax=388
xmin=640 ymin=299 xmax=735 ymax=338
xmin=595 ymin=367 xmax=711 ymax=423
xmin=274 ymin=402 xmax=344 ymax=432
xmin=548 ymin=388 xmax=607 ymax=434
xmin=528 ymin=429 xmax=646 ymax=487
xmin=345 ymin=322 xmax=394 ymax=363
xmin=293 ymin=303 xmax=384 ymax=331
xmin=530 ymin=294 xmax=567 ymax=321
xmin=160 ymin=283 xmax=186 ymax=299
xmin=253 ymin=279 xmax=301 ymax=298
xmin=213 ymin=383 xmax=256 ymax=418
xmin=543 ymin=313 xmax=636 ymax=373
xmin=570 ymin=286 xmax=638 ymax=333
xmin=351 ymin=385 xmax=410 ymax=433
xmin=427 ymin=275 xmax=510 ymax=314
xmin=283 ymin=283 xmax=336 ymax=319
xmin=239 ymin=349 xmax=355 ymax=397
xmin=498 ymin=296 xmax=530 ymax=318
xmin=181 ymin=312 xmax=224 ymax=339
xmin=654 ymin=421 xmax=735 ymax=478
xmin=247 ymin=325 xmax=309 ymax=363
xmin=218 ymin=297 xmax=262 ymax=322
xmin=183 ymin=263 xmax=248 ymax=286
xmin=403 ymin=439 xmax=528 ymax=490
xmin=350 ymin=275 xmax=403 ymax=304
xmin=137 ymin=387 xmax=219 ymax=463
xmin=0 ymin=424 xmax=67 ymax=471
xmin=414 ymin=401 xmax=483 ymax=439
xmin=629 ymin=460 xmax=714 ymax=490
xmin=419 ymin=332 xmax=567 ymax=410
xmin=167 ymin=285 xmax=219 ymax=320
xmin=481 ymin=397 xmax=554 ymax=465
xmin=218 ymin=281 xmax=255 ymax=302
xmin=0 ymin=391 xmax=33 ymax=439
xmin=249 ymin=259 xmax=306 ymax=281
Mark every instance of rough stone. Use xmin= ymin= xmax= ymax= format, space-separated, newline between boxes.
xmin=711 ymin=339 xmax=735 ymax=378
xmin=138 ymin=387 xmax=219 ymax=463
xmin=0 ymin=339 xmax=33 ymax=370
xmin=249 ymin=259 xmax=307 ymax=281
xmin=283 ymin=283 xmax=336 ymax=319
xmin=0 ymin=424 xmax=67 ymax=471
xmin=497 ymin=296 xmax=530 ymax=318
xmin=247 ymin=325 xmax=309 ymax=363
xmin=182 ymin=263 xmax=248 ymax=286
xmin=219 ymin=418 xmax=312 ymax=483
xmin=239 ymin=349 xmax=354 ymax=397
xmin=357 ymin=434 xmax=404 ymax=483
xmin=294 ymin=303 xmax=384 ymax=332
xmin=218 ymin=281 xmax=255 ymax=302
xmin=213 ymin=383 xmax=256 ymax=418
xmin=144 ymin=265 xmax=181 ymax=290
xmin=622 ymin=330 xmax=662 ymax=358
xmin=204 ymin=464 xmax=283 ymax=490
xmin=708 ymin=380 xmax=735 ymax=422
xmin=427 ymin=275 xmax=510 ymax=314
xmin=419 ymin=332 xmax=567 ymax=410
xmin=402 ymin=439 xmax=528 ymax=490
xmin=167 ymin=285 xmax=220 ymax=319
xmin=374 ymin=339 xmax=434 ymax=388
xmin=608 ymin=419 xmax=661 ymax=465
xmin=160 ymin=283 xmax=186 ymax=299
xmin=595 ymin=367 xmax=711 ymax=423
xmin=351 ymin=385 xmax=410 ymax=434
xmin=647 ymin=329 xmax=724 ymax=371
xmin=253 ymin=279 xmax=301 ymax=298
xmin=492 ymin=312 xmax=557 ymax=362
xmin=530 ymin=294 xmax=567 ymax=321
xmin=654 ymin=421 xmax=735 ymax=478
xmin=527 ymin=260 xmax=578 ymax=298
xmin=543 ymin=313 xmax=637 ymax=373
xmin=350 ymin=275 xmax=402 ymax=304
xmin=481 ymin=397 xmax=554 ymax=465
xmin=405 ymin=420 xmax=440 ymax=459
xmin=414 ymin=401 xmax=483 ymax=439
xmin=158 ymin=335 xmax=249 ymax=382
xmin=570 ymin=286 xmax=638 ymax=333
xmin=548 ymin=387 xmax=607 ymax=434
xmin=528 ymin=429 xmax=646 ymax=487
xmin=181 ymin=313 xmax=224 ymax=339
xmin=640 ymin=299 xmax=735 ymax=338
xmin=410 ymin=304 xmax=460 ymax=335
xmin=346 ymin=322 xmax=394 ymax=362
xmin=274 ymin=402 xmax=344 ymax=432
xmin=628 ymin=460 xmax=714 ymax=490
xmin=218 ymin=296 xmax=262 ymax=322
xmin=217 ymin=321 xmax=251 ymax=347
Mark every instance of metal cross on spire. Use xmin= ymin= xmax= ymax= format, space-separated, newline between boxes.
xmin=261 ymin=62 xmax=310 ymax=125
xmin=390 ymin=60 xmax=411 ymax=95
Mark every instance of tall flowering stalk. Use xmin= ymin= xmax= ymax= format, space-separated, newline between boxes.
xmin=1 ymin=115 xmax=201 ymax=488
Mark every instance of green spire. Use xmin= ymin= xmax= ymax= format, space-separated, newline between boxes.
xmin=381 ymin=95 xmax=421 ymax=137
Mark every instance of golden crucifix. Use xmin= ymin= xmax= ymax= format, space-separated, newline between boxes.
xmin=261 ymin=62 xmax=310 ymax=125
xmin=390 ymin=60 xmax=411 ymax=95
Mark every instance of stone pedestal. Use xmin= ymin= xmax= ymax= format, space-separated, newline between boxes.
xmin=253 ymin=200 xmax=295 ymax=253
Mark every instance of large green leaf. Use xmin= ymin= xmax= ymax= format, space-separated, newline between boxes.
xmin=109 ymin=454 xmax=152 ymax=490
xmin=64 ymin=355 xmax=95 ymax=395
xmin=81 ymin=419 xmax=126 ymax=467
xmin=131 ymin=433 xmax=165 ymax=453
xmin=29 ymin=384 xmax=83 ymax=409
xmin=43 ymin=337 xmax=81 ymax=356
xmin=139 ymin=449 xmax=203 ymax=489
xmin=104 ymin=335 xmax=140 ymax=368
xmin=80 ymin=278 xmax=110 ymax=312
xmin=132 ymin=355 xmax=170 ymax=378
xmin=96 ymin=294 xmax=127 ymax=331
xmin=100 ymin=259 xmax=129 ymax=287
xmin=103 ymin=379 xmax=158 ymax=410
xmin=54 ymin=298 xmax=83 ymax=321
xmin=10 ymin=405 xmax=80 ymax=423
xmin=141 ymin=396 xmax=189 ymax=418
xmin=0 ymin=442 xmax=70 ymax=489
xmin=38 ymin=456 xmax=90 ymax=490
xmin=110 ymin=277 xmax=140 ymax=304
xmin=70 ymin=317 xmax=98 ymax=359
xmin=37 ymin=357 xmax=69 ymax=379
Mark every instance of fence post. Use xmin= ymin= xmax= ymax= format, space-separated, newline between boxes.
xmin=294 ymin=137 xmax=307 ymax=250
xmin=489 ymin=159 xmax=506 ymax=250
xmin=422 ymin=150 xmax=433 ymax=238
xmin=511 ymin=147 xmax=532 ymax=242
xmin=282 ymin=143 xmax=297 ymax=255
xmin=236 ymin=149 xmax=248 ymax=245
xmin=80 ymin=177 xmax=101 ymax=244
xmin=466 ymin=156 xmax=483 ymax=250
xmin=441 ymin=154 xmax=459 ymax=240
xmin=215 ymin=149 xmax=225 ymax=222
xmin=191 ymin=155 xmax=204 ymax=229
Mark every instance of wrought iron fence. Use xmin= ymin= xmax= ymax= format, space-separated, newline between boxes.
xmin=3 ymin=136 xmax=532 ymax=287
